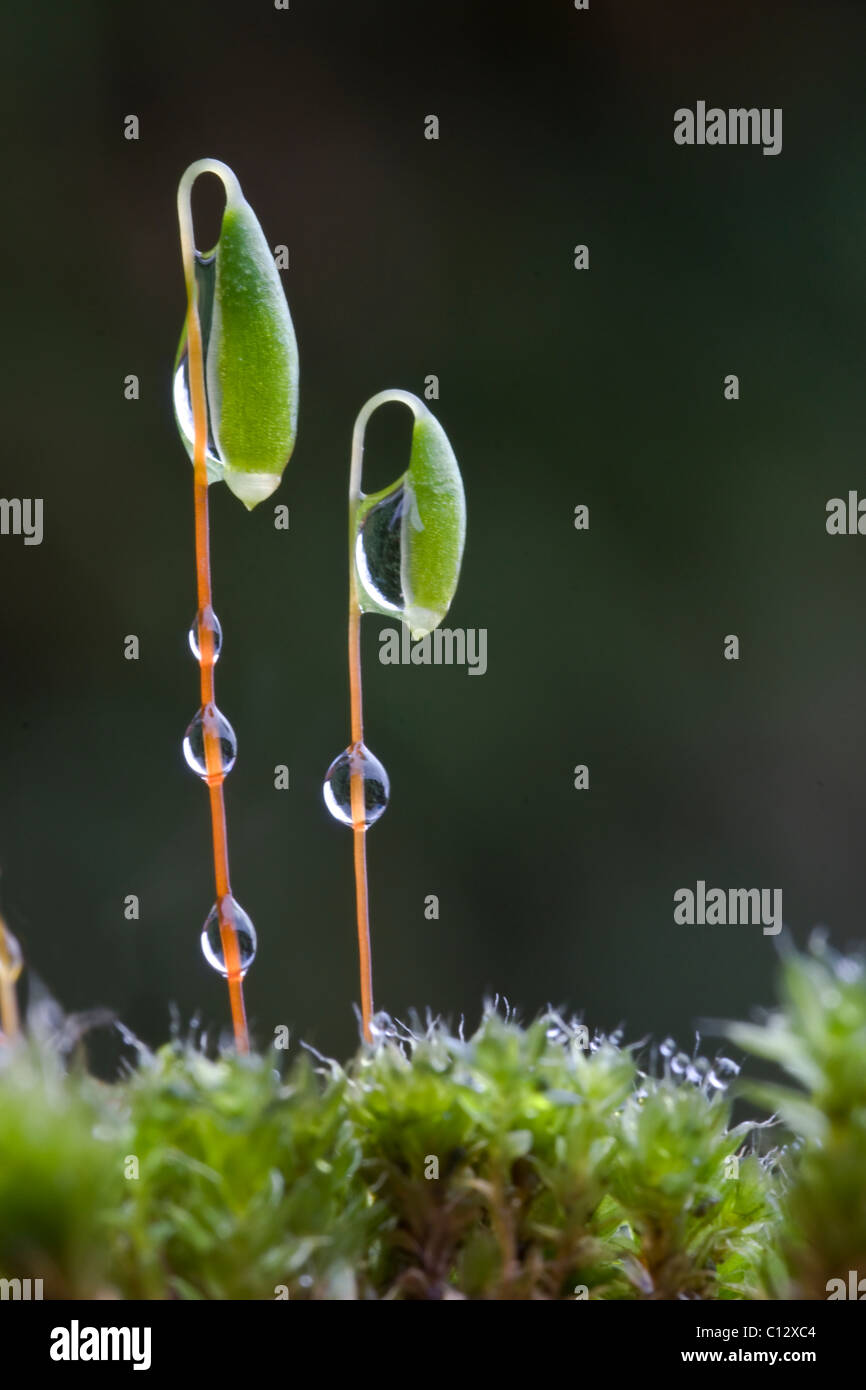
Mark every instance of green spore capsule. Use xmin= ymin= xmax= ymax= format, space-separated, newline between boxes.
xmin=352 ymin=392 xmax=466 ymax=639
xmin=174 ymin=159 xmax=299 ymax=509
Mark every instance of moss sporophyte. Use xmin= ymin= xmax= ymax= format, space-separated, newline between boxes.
xmin=323 ymin=390 xmax=466 ymax=1040
xmin=174 ymin=159 xmax=299 ymax=1051
xmin=175 ymin=159 xmax=465 ymax=1045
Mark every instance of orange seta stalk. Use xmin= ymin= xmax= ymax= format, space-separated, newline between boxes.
xmin=183 ymin=247 xmax=249 ymax=1054
xmin=347 ymin=594 xmax=373 ymax=1042
xmin=0 ymin=921 xmax=20 ymax=1043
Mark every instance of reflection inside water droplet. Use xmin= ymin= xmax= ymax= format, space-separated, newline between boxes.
xmin=323 ymin=742 xmax=390 ymax=828
xmin=354 ymin=486 xmax=407 ymax=615
xmin=201 ymin=896 xmax=257 ymax=977
xmin=183 ymin=704 xmax=237 ymax=783
xmin=188 ymin=606 xmax=223 ymax=663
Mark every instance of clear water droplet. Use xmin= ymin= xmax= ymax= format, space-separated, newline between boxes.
xmin=174 ymin=356 xmax=224 ymax=481
xmin=671 ymin=1052 xmax=690 ymax=1076
xmin=201 ymin=896 xmax=257 ymax=978
xmin=713 ymin=1055 xmax=740 ymax=1077
xmin=707 ymin=1057 xmax=740 ymax=1091
xmin=188 ymin=607 xmax=223 ymax=663
xmin=354 ymin=485 xmax=407 ymax=615
xmin=323 ymin=742 xmax=390 ymax=828
xmin=173 ymin=253 xmax=224 ymax=483
xmin=659 ymin=1037 xmax=676 ymax=1058
xmin=183 ymin=704 xmax=237 ymax=784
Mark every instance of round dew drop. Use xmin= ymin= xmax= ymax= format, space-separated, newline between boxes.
xmin=201 ymin=896 xmax=257 ymax=977
xmin=323 ymin=742 xmax=390 ymax=829
xmin=173 ymin=363 xmax=225 ymax=486
xmin=183 ymin=704 xmax=237 ymax=783
xmin=707 ymin=1056 xmax=740 ymax=1091
xmin=354 ymin=486 xmax=407 ymax=617
xmin=188 ymin=606 xmax=223 ymax=662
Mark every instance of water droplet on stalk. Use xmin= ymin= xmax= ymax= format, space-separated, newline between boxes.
xmin=173 ymin=253 xmax=225 ymax=483
xmin=355 ymin=486 xmax=407 ymax=615
xmin=183 ymin=704 xmax=237 ymax=783
xmin=201 ymin=896 xmax=257 ymax=977
xmin=323 ymin=742 xmax=390 ymax=828
xmin=188 ymin=607 xmax=223 ymax=663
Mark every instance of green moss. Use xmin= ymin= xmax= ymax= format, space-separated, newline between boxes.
xmin=727 ymin=934 xmax=866 ymax=1299
xmin=0 ymin=938 xmax=863 ymax=1299
xmin=0 ymin=1042 xmax=124 ymax=1298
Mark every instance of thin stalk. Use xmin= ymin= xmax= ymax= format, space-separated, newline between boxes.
xmin=0 ymin=981 xmax=18 ymax=1041
xmin=179 ymin=164 xmax=249 ymax=1053
xmin=347 ymin=599 xmax=372 ymax=1041
xmin=0 ymin=919 xmax=20 ymax=1042
xmin=347 ymin=390 xmax=423 ymax=1043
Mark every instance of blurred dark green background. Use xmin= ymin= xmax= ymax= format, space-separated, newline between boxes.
xmin=1 ymin=0 xmax=865 ymax=1060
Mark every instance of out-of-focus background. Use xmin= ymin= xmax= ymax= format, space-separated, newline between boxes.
xmin=1 ymin=0 xmax=865 ymax=1060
